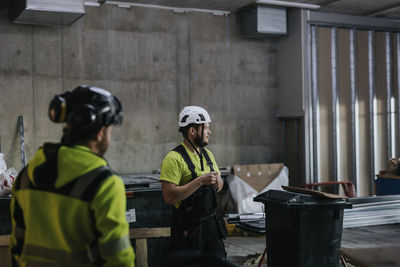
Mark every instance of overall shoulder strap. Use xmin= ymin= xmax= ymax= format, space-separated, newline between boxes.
xmin=200 ymin=147 xmax=214 ymax=172
xmin=27 ymin=143 xmax=113 ymax=202
xmin=32 ymin=143 xmax=62 ymax=189
xmin=172 ymin=145 xmax=197 ymax=180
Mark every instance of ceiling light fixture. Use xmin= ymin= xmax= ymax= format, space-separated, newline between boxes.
xmin=256 ymin=0 xmax=320 ymax=10
xmin=89 ymin=1 xmax=230 ymax=15
xmin=117 ymin=3 xmax=131 ymax=8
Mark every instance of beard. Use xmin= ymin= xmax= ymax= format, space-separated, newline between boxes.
xmin=194 ymin=132 xmax=208 ymax=147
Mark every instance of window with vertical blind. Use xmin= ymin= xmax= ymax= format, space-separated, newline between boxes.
xmin=309 ymin=25 xmax=400 ymax=196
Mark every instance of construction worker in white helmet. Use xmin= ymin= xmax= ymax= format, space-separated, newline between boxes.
xmin=160 ymin=106 xmax=227 ymax=259
xmin=10 ymin=86 xmax=135 ymax=266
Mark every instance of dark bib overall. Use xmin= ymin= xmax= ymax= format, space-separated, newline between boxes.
xmin=170 ymin=145 xmax=227 ymax=258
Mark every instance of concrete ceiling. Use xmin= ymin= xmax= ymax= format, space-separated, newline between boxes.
xmin=1 ymin=1 xmax=399 ymax=20
xmin=109 ymin=0 xmax=400 ymax=19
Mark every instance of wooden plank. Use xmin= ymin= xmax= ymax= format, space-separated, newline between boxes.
xmin=282 ymin=185 xmax=346 ymax=199
xmin=135 ymin=239 xmax=148 ymax=267
xmin=1 ymin=229 xmax=172 ymax=245
xmin=1 ymin=228 xmax=172 ymax=243
xmin=0 ymin=247 xmax=12 ymax=266
xmin=0 ymin=235 xmax=9 ymax=246
xmin=129 ymin=227 xmax=170 ymax=239
xmin=1 ymin=227 xmax=171 ymax=267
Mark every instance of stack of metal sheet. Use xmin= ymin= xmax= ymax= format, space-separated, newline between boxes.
xmin=343 ymin=195 xmax=400 ymax=228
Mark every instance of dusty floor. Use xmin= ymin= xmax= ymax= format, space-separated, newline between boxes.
xmin=225 ymin=224 xmax=400 ymax=267
xmin=225 ymin=236 xmax=267 ymax=267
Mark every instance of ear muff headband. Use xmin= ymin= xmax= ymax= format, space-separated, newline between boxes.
xmin=69 ymin=104 xmax=98 ymax=129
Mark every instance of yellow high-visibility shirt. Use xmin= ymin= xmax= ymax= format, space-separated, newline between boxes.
xmin=160 ymin=143 xmax=220 ymax=208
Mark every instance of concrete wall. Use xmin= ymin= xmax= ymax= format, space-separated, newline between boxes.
xmin=0 ymin=5 xmax=282 ymax=174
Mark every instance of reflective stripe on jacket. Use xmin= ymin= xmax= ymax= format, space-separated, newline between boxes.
xmin=10 ymin=143 xmax=135 ymax=266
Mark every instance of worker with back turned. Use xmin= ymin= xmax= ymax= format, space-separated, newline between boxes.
xmin=10 ymin=85 xmax=135 ymax=266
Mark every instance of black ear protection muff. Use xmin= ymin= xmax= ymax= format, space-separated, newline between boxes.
xmin=48 ymin=94 xmax=100 ymax=133
xmin=49 ymin=92 xmax=70 ymax=123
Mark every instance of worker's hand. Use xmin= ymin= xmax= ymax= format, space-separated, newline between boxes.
xmin=211 ymin=174 xmax=223 ymax=191
xmin=198 ymin=171 xmax=219 ymax=186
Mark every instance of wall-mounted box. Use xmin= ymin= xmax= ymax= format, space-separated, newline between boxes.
xmin=9 ymin=0 xmax=86 ymax=26
xmin=239 ymin=4 xmax=287 ymax=38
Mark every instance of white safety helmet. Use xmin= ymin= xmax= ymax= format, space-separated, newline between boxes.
xmin=178 ymin=106 xmax=211 ymax=127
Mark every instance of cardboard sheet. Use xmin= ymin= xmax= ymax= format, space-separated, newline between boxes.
xmin=227 ymin=166 xmax=289 ymax=213
xmin=233 ymin=163 xmax=283 ymax=192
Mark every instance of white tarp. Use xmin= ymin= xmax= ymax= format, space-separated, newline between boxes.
xmin=226 ymin=166 xmax=289 ymax=213
xmin=0 ymin=153 xmax=17 ymax=196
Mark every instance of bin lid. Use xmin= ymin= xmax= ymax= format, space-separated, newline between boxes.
xmin=0 ymin=197 xmax=11 ymax=205
xmin=254 ymin=190 xmax=352 ymax=209
xmin=121 ymin=174 xmax=161 ymax=192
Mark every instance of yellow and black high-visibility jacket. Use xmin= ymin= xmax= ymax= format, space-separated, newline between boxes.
xmin=10 ymin=143 xmax=135 ymax=266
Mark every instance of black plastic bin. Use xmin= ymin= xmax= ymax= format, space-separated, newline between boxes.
xmin=254 ymin=190 xmax=352 ymax=267
xmin=0 ymin=197 xmax=11 ymax=235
